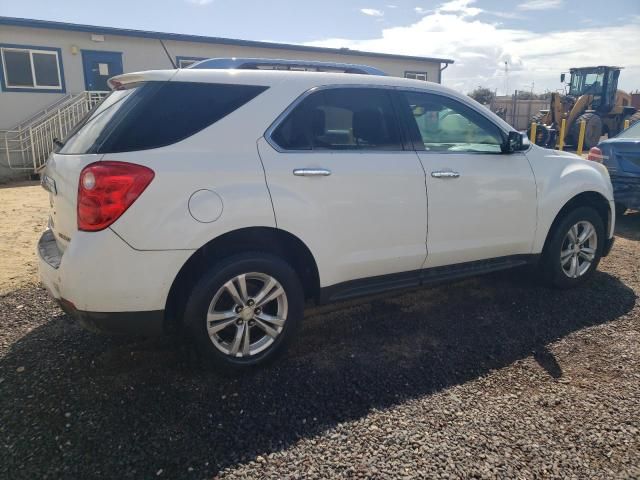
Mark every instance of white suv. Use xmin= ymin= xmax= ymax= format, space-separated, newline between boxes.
xmin=38 ymin=67 xmax=615 ymax=369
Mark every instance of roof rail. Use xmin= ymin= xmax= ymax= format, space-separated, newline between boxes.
xmin=189 ymin=57 xmax=387 ymax=76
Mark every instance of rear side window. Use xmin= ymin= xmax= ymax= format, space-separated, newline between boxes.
xmin=270 ymin=88 xmax=403 ymax=151
xmin=59 ymin=82 xmax=268 ymax=154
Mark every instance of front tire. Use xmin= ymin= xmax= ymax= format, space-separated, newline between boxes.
xmin=183 ymin=253 xmax=304 ymax=370
xmin=539 ymin=206 xmax=605 ymax=288
xmin=570 ymin=112 xmax=602 ymax=150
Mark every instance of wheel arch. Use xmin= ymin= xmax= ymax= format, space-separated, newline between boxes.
xmin=541 ymin=191 xmax=611 ymax=255
xmin=165 ymin=227 xmax=320 ymax=329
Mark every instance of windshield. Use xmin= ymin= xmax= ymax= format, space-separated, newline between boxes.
xmin=616 ymin=121 xmax=640 ymax=139
xmin=569 ymin=71 xmax=604 ymax=96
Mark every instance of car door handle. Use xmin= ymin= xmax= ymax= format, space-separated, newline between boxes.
xmin=431 ymin=170 xmax=460 ymax=179
xmin=293 ymin=168 xmax=332 ymax=177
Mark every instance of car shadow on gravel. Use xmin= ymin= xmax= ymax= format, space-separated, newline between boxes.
xmin=0 ymin=269 xmax=636 ymax=479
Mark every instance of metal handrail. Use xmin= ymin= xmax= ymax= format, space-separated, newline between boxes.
xmin=0 ymin=91 xmax=109 ymax=172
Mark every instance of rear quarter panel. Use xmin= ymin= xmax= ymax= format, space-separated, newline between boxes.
xmin=107 ymin=81 xmax=302 ymax=251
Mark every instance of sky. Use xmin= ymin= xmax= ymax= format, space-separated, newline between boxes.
xmin=1 ymin=0 xmax=639 ymax=94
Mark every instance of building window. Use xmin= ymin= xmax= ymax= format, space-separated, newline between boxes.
xmin=0 ymin=45 xmax=64 ymax=92
xmin=405 ymin=71 xmax=428 ymax=81
xmin=176 ymin=56 xmax=206 ymax=68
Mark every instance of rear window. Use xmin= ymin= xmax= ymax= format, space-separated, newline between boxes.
xmin=59 ymin=81 xmax=268 ymax=154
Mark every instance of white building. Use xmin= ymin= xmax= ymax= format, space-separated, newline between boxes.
xmin=0 ymin=16 xmax=453 ymax=181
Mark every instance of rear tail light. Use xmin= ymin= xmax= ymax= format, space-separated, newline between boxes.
xmin=78 ymin=161 xmax=154 ymax=231
xmin=587 ymin=146 xmax=604 ymax=163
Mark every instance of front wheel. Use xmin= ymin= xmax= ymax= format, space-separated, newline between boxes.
xmin=539 ymin=206 xmax=605 ymax=288
xmin=570 ymin=112 xmax=602 ymax=150
xmin=184 ymin=253 xmax=304 ymax=370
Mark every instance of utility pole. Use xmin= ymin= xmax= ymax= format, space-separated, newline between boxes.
xmin=504 ymin=61 xmax=509 ymax=96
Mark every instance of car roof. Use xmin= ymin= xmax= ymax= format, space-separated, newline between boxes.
xmin=112 ymin=68 xmax=449 ymax=92
xmin=108 ymin=69 xmax=517 ymax=134
xmin=189 ymin=57 xmax=387 ymax=76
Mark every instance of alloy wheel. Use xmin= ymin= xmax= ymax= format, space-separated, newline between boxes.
xmin=560 ymin=221 xmax=598 ymax=278
xmin=206 ymin=272 xmax=288 ymax=357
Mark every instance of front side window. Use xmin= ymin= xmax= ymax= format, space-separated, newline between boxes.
xmin=0 ymin=46 xmax=63 ymax=91
xmin=271 ymin=88 xmax=403 ymax=151
xmin=401 ymin=91 xmax=504 ymax=153
xmin=569 ymin=70 xmax=605 ymax=96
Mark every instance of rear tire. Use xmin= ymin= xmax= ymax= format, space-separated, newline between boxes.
xmin=570 ymin=112 xmax=602 ymax=150
xmin=183 ymin=252 xmax=304 ymax=371
xmin=539 ymin=206 xmax=605 ymax=289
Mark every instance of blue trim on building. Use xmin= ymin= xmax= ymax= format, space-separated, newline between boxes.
xmin=0 ymin=16 xmax=454 ymax=66
xmin=0 ymin=43 xmax=66 ymax=93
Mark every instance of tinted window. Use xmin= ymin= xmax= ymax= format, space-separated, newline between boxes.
xmin=271 ymin=88 xmax=402 ymax=151
xmin=3 ymin=50 xmax=33 ymax=87
xmin=32 ymin=53 xmax=60 ymax=86
xmin=59 ymin=82 xmax=268 ymax=154
xmin=401 ymin=92 xmax=504 ymax=153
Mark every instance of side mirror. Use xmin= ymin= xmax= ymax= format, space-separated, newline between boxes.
xmin=505 ymin=131 xmax=523 ymax=153
xmin=560 ymin=73 xmax=566 ymax=83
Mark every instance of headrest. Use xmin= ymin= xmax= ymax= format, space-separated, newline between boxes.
xmin=353 ymin=108 xmax=387 ymax=145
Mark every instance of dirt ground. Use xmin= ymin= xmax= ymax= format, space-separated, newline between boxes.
xmin=0 ymin=181 xmax=639 ymax=479
xmin=0 ymin=181 xmax=48 ymax=295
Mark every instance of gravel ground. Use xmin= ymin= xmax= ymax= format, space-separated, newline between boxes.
xmin=1 ymin=213 xmax=639 ymax=479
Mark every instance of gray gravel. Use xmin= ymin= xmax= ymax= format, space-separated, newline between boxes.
xmin=1 ymin=213 xmax=639 ymax=479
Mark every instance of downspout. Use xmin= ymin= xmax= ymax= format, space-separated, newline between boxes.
xmin=439 ymin=62 xmax=449 ymax=84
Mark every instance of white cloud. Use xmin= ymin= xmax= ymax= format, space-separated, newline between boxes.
xmin=185 ymin=0 xmax=213 ymax=5
xmin=518 ymin=0 xmax=563 ymax=11
xmin=438 ymin=0 xmax=482 ymax=17
xmin=360 ymin=8 xmax=384 ymax=17
xmin=305 ymin=7 xmax=640 ymax=95
xmin=387 ymin=4 xmax=398 ymax=8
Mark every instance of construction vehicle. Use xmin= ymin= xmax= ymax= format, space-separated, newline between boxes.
xmin=528 ymin=66 xmax=638 ymax=149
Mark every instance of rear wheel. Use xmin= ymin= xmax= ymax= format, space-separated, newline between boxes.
xmin=184 ymin=253 xmax=304 ymax=370
xmin=570 ymin=112 xmax=602 ymax=150
xmin=539 ymin=206 xmax=605 ymax=288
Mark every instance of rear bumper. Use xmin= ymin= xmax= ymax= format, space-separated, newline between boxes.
xmin=56 ymin=297 xmax=164 ymax=336
xmin=37 ymin=228 xmax=191 ymax=336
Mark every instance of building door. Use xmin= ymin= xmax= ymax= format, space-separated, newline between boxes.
xmin=82 ymin=50 xmax=123 ymax=91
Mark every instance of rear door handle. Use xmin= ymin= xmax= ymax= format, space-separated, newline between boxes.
xmin=431 ymin=170 xmax=460 ymax=179
xmin=293 ymin=168 xmax=332 ymax=177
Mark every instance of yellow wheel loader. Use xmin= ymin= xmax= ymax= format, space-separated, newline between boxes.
xmin=528 ymin=66 xmax=638 ymax=149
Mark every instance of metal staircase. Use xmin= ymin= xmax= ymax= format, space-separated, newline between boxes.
xmin=0 ymin=91 xmax=108 ymax=173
